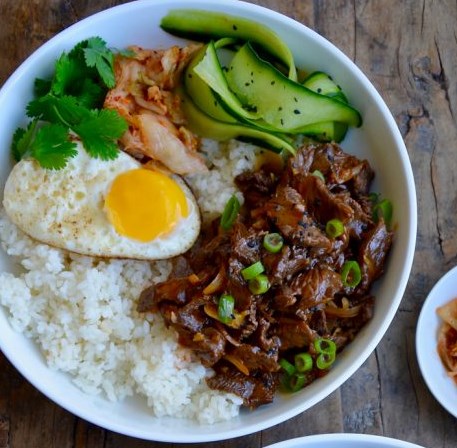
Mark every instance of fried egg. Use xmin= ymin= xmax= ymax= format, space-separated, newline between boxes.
xmin=2 ymin=143 xmax=201 ymax=259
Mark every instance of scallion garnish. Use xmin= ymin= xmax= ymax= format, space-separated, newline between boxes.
xmin=373 ymin=198 xmax=393 ymax=227
xmin=288 ymin=372 xmax=307 ymax=392
xmin=294 ymin=352 xmax=313 ymax=372
xmin=241 ymin=260 xmax=265 ymax=281
xmin=248 ymin=274 xmax=270 ymax=295
xmin=217 ymin=294 xmax=235 ymax=324
xmin=263 ymin=232 xmax=284 ymax=253
xmin=314 ymin=337 xmax=337 ymax=370
xmin=325 ymin=218 xmax=344 ymax=238
xmin=220 ymin=195 xmax=240 ymax=230
xmin=316 ymin=352 xmax=336 ymax=370
xmin=279 ymin=358 xmax=296 ymax=376
xmin=341 ymin=260 xmax=362 ymax=288
xmin=314 ymin=338 xmax=336 ymax=355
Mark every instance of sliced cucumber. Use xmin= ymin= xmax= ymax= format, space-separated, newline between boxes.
xmin=300 ymin=71 xmax=350 ymax=142
xmin=184 ymin=43 xmax=238 ymax=123
xmin=302 ymin=71 xmax=348 ymax=103
xmin=295 ymin=121 xmax=348 ymax=142
xmin=225 ymin=43 xmax=362 ymax=132
xmin=161 ymin=9 xmax=297 ymax=80
xmin=180 ymin=90 xmax=296 ymax=155
xmin=192 ymin=41 xmax=260 ymax=121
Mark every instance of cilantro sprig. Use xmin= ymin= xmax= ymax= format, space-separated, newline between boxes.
xmin=12 ymin=37 xmax=127 ymax=170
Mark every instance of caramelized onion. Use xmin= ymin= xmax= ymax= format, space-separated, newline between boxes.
xmin=203 ymin=268 xmax=225 ymax=295
xmin=225 ymin=354 xmax=250 ymax=376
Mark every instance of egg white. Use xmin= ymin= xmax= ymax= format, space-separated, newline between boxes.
xmin=2 ymin=144 xmax=201 ymax=260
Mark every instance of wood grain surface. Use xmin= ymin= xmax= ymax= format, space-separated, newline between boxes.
xmin=1 ymin=1 xmax=456 ymax=447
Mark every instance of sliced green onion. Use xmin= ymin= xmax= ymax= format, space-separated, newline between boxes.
xmin=263 ymin=232 xmax=284 ymax=253
xmin=289 ymin=372 xmax=307 ymax=392
xmin=294 ymin=352 xmax=313 ymax=372
xmin=311 ymin=169 xmax=325 ymax=182
xmin=217 ymin=294 xmax=235 ymax=324
xmin=316 ymin=352 xmax=336 ymax=370
xmin=373 ymin=198 xmax=393 ymax=227
xmin=341 ymin=260 xmax=362 ymax=288
xmin=325 ymin=218 xmax=344 ymax=238
xmin=220 ymin=195 xmax=240 ymax=230
xmin=314 ymin=338 xmax=336 ymax=355
xmin=248 ymin=274 xmax=270 ymax=295
xmin=279 ymin=358 xmax=296 ymax=376
xmin=241 ymin=261 xmax=265 ymax=281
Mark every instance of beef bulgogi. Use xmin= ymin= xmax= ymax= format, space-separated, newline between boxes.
xmin=138 ymin=142 xmax=393 ymax=408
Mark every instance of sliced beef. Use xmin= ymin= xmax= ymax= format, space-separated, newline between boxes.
xmin=235 ymin=169 xmax=279 ymax=209
xmin=358 ymin=219 xmax=393 ymax=292
xmin=179 ymin=327 xmax=226 ymax=367
xmin=342 ymin=194 xmax=374 ymax=240
xmin=173 ymin=296 xmax=209 ymax=333
xmin=306 ymin=142 xmax=374 ymax=194
xmin=291 ymin=266 xmax=344 ymax=313
xmin=207 ymin=366 xmax=279 ymax=408
xmin=206 ymin=368 xmax=255 ymax=403
xmin=263 ymin=244 xmax=310 ymax=286
xmin=137 ymin=141 xmax=393 ymax=410
xmin=246 ymin=371 xmax=279 ymax=408
xmin=294 ymin=174 xmax=354 ymax=225
xmin=263 ymin=185 xmax=332 ymax=250
xmin=137 ymin=276 xmax=193 ymax=312
xmin=229 ymin=343 xmax=280 ymax=373
xmin=230 ymin=222 xmax=263 ymax=266
xmin=275 ymin=318 xmax=317 ymax=351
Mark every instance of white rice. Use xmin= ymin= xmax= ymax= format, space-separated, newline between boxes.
xmin=185 ymin=138 xmax=261 ymax=221
xmin=0 ymin=139 xmax=260 ymax=423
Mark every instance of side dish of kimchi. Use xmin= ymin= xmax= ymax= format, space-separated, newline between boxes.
xmin=437 ymin=298 xmax=457 ymax=383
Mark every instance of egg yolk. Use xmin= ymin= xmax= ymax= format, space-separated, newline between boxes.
xmin=105 ymin=169 xmax=189 ymax=242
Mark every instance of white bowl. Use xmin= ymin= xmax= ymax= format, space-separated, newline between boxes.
xmin=0 ymin=0 xmax=417 ymax=442
xmin=264 ymin=434 xmax=425 ymax=448
xmin=416 ymin=265 xmax=457 ymax=418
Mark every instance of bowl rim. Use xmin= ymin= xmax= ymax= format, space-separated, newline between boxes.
xmin=0 ymin=0 xmax=417 ymax=442
xmin=264 ymin=433 xmax=426 ymax=448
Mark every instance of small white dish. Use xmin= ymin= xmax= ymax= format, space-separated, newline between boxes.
xmin=416 ymin=264 xmax=457 ymax=418
xmin=264 ymin=433 xmax=425 ymax=448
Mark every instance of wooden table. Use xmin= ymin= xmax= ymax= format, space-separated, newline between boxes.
xmin=1 ymin=1 xmax=456 ymax=447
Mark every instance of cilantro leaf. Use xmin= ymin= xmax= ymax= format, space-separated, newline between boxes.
xmin=73 ymin=108 xmax=128 ymax=160
xmin=34 ymin=78 xmax=52 ymax=97
xmin=76 ymin=78 xmax=105 ymax=109
xmin=82 ymin=37 xmax=116 ymax=88
xmin=27 ymin=94 xmax=61 ymax=121
xmin=51 ymin=52 xmax=104 ymax=108
xmin=27 ymin=94 xmax=91 ymax=126
xmin=12 ymin=36 xmax=124 ymax=170
xmin=31 ymin=124 xmax=78 ymax=170
xmin=11 ymin=120 xmax=38 ymax=161
xmin=52 ymin=53 xmax=83 ymax=96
